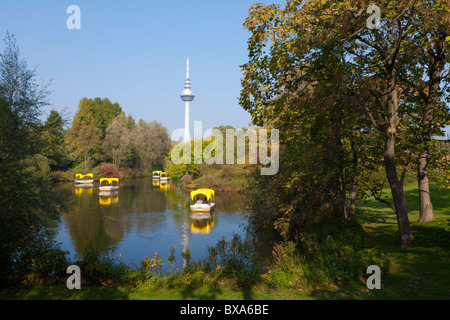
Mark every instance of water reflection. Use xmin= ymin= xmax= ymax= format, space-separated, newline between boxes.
xmin=190 ymin=213 xmax=214 ymax=234
xmin=159 ymin=181 xmax=170 ymax=191
xmin=99 ymin=191 xmax=119 ymax=206
xmin=74 ymin=184 xmax=93 ymax=196
xmin=52 ymin=178 xmax=249 ymax=270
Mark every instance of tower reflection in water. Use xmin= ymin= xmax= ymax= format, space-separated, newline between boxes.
xmin=99 ymin=191 xmax=119 ymax=206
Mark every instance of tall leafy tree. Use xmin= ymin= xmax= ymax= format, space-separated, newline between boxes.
xmin=41 ymin=110 xmax=66 ymax=169
xmin=89 ymin=97 xmax=124 ymax=135
xmin=397 ymin=1 xmax=450 ymax=222
xmin=66 ymin=120 xmax=103 ymax=168
xmin=239 ymin=0 xmax=449 ymax=247
xmin=134 ymin=119 xmax=171 ymax=173
xmin=340 ymin=0 xmax=415 ymax=247
xmin=0 ymin=33 xmax=67 ymax=285
xmin=66 ymin=97 xmax=123 ymax=166
xmin=103 ymin=114 xmax=134 ymax=168
xmin=74 ymin=97 xmax=124 ymax=136
xmin=240 ymin=2 xmax=366 ymax=241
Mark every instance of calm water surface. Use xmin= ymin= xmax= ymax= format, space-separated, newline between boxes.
xmin=52 ymin=178 xmax=249 ymax=271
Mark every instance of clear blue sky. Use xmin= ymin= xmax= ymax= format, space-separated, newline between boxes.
xmin=0 ymin=0 xmax=279 ymax=136
xmin=1 ymin=1 xmax=449 ymax=138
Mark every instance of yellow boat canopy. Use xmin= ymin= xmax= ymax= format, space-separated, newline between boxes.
xmin=191 ymin=189 xmax=215 ymax=201
xmin=100 ymin=178 xmax=119 ymax=185
xmin=153 ymin=171 xmax=162 ymax=175
xmin=160 ymin=172 xmax=168 ymax=177
xmin=76 ymin=173 xmax=93 ymax=179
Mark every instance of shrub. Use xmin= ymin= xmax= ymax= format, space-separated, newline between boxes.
xmin=52 ymin=170 xmax=71 ymax=182
xmin=74 ymin=250 xmax=130 ymax=286
xmin=96 ymin=163 xmax=124 ymax=179
xmin=5 ymin=231 xmax=71 ymax=287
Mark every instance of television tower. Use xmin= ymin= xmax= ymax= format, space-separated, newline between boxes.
xmin=180 ymin=58 xmax=195 ymax=143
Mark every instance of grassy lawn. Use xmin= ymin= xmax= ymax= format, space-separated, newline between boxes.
xmin=351 ymin=182 xmax=450 ymax=299
xmin=1 ymin=183 xmax=449 ymax=300
xmin=0 ymin=282 xmax=315 ymax=300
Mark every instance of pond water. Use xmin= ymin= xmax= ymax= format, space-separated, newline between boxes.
xmin=51 ymin=178 xmax=250 ymax=272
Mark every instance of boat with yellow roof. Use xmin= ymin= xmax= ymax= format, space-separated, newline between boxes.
xmin=160 ymin=172 xmax=170 ymax=183
xmin=152 ymin=171 xmax=162 ymax=179
xmin=190 ymin=188 xmax=215 ymax=212
xmin=99 ymin=178 xmax=119 ymax=191
xmin=74 ymin=173 xmax=94 ymax=184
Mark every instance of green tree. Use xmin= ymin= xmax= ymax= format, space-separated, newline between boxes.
xmin=239 ymin=0 xmax=449 ymax=247
xmin=103 ymin=114 xmax=135 ymax=168
xmin=342 ymin=1 xmax=414 ymax=246
xmin=240 ymin=2 xmax=367 ymax=240
xmin=66 ymin=120 xmax=103 ymax=168
xmin=0 ymin=33 xmax=68 ymax=285
xmin=396 ymin=2 xmax=450 ymax=222
xmin=65 ymin=97 xmax=123 ymax=167
xmin=123 ymin=115 xmax=138 ymax=168
xmin=41 ymin=110 xmax=66 ymax=169
xmin=66 ymin=98 xmax=122 ymax=169
xmin=134 ymin=119 xmax=171 ymax=173
xmin=75 ymin=97 xmax=124 ymax=136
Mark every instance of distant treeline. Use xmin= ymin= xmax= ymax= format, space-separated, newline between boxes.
xmin=55 ymin=97 xmax=171 ymax=179
xmin=6 ymin=95 xmax=172 ymax=181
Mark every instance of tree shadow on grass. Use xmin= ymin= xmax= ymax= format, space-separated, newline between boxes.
xmin=409 ymin=221 xmax=450 ymax=250
xmin=241 ymin=287 xmax=253 ymax=300
xmin=356 ymin=199 xmax=397 ymax=225
xmin=1 ymin=284 xmax=130 ymax=300
xmin=307 ymin=281 xmax=375 ymax=300
xmin=178 ymin=282 xmax=260 ymax=300
xmin=177 ymin=276 xmax=263 ymax=300
xmin=179 ymin=283 xmax=224 ymax=300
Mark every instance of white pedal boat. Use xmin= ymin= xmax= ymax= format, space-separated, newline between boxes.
xmin=190 ymin=188 xmax=215 ymax=212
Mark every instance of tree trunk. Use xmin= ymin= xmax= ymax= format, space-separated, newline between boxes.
xmin=384 ymin=129 xmax=413 ymax=247
xmin=347 ymin=139 xmax=358 ymax=220
xmin=339 ymin=135 xmax=347 ymax=219
xmin=418 ymin=145 xmax=434 ymax=221
xmin=348 ymin=175 xmax=358 ymax=220
xmin=416 ymin=39 xmax=445 ymax=222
